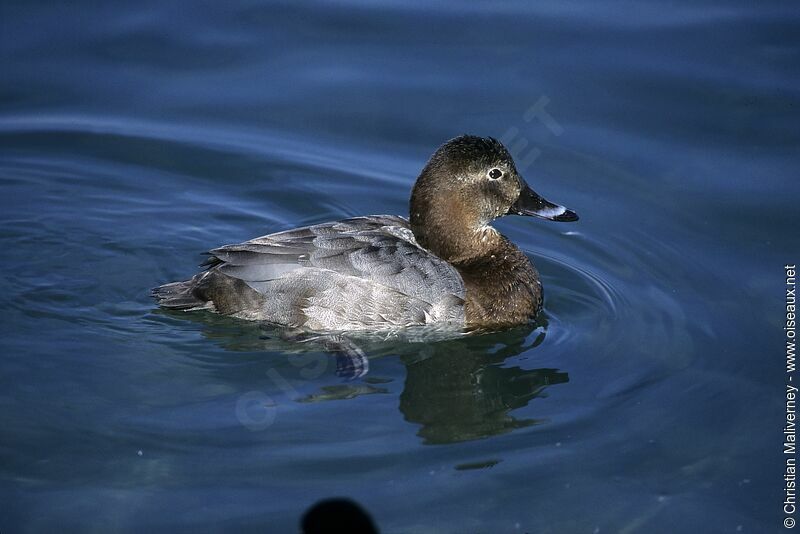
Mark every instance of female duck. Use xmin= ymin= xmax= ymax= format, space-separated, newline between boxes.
xmin=153 ymin=135 xmax=578 ymax=331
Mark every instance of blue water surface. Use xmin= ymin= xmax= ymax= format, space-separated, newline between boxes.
xmin=1 ymin=1 xmax=798 ymax=532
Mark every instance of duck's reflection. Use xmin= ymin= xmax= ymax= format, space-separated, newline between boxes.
xmin=399 ymin=325 xmax=568 ymax=444
xmin=153 ymin=310 xmax=569 ymax=444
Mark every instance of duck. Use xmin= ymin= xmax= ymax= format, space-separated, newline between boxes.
xmin=152 ymin=135 xmax=578 ymax=332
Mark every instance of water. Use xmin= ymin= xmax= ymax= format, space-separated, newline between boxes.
xmin=1 ymin=1 xmax=798 ymax=532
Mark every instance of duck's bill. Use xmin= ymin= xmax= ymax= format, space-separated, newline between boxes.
xmin=509 ymin=182 xmax=579 ymax=222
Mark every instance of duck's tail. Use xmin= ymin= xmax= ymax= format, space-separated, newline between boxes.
xmin=151 ymin=274 xmax=209 ymax=310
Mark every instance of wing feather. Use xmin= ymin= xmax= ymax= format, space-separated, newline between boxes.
xmin=204 ymin=216 xmax=465 ymax=309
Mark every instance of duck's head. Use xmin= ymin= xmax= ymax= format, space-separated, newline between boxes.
xmin=410 ymin=135 xmax=578 ymax=261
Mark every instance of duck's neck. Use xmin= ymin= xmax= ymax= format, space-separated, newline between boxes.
xmin=410 ymin=194 xmax=500 ymax=263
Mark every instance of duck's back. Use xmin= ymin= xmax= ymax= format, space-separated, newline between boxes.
xmin=153 ymin=216 xmax=466 ymax=331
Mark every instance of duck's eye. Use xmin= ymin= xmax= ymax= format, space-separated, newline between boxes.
xmin=488 ymin=168 xmax=503 ymax=180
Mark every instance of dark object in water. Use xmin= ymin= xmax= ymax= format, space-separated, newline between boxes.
xmin=301 ymin=498 xmax=379 ymax=534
